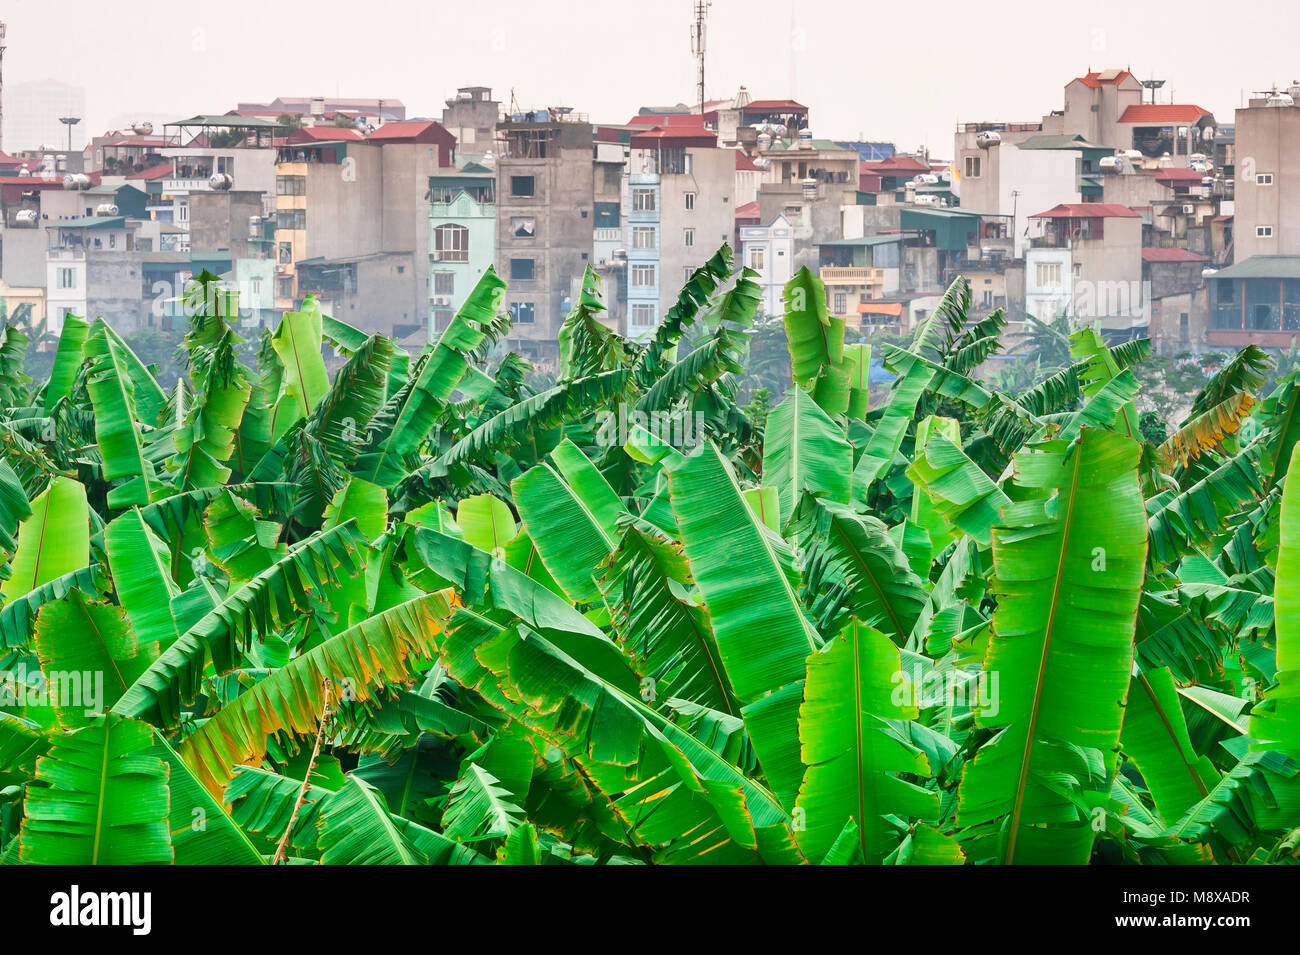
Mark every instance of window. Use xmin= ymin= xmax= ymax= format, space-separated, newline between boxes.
xmin=279 ymin=242 xmax=293 ymax=264
xmin=57 ymin=268 xmax=76 ymax=290
xmin=434 ymin=224 xmax=470 ymax=261
xmin=108 ymin=234 xmax=116 ymax=249
xmin=433 ymin=272 xmax=455 ymax=295
xmin=510 ymin=216 xmax=536 ymax=238
xmin=1036 ymin=262 xmax=1063 ymax=287
xmin=433 ymin=309 xmax=455 ymax=332
xmin=631 ymin=264 xmax=656 ymax=287
xmin=510 ymin=258 xmax=536 ymax=280
xmin=277 ymin=276 xmax=294 ymax=299
xmin=964 ymin=156 xmax=982 ymax=179
xmin=249 ymin=278 xmax=262 ymax=298
xmin=1257 ymin=225 xmax=1274 ymax=238
xmin=684 ymin=227 xmax=695 ymax=247
xmin=632 ymin=187 xmax=656 ymax=212
xmin=1256 ymin=173 xmax=1275 ymax=186
xmin=510 ymin=175 xmax=535 ymax=197
xmin=276 ymin=175 xmax=306 ymax=196
xmin=630 ymin=303 xmax=656 ymax=328
xmin=275 ymin=209 xmax=306 ymax=230
xmin=833 ymin=292 xmax=847 ymax=314
xmin=509 ymin=302 xmax=535 ymax=324
xmin=684 ymin=192 xmax=696 ymax=211
xmin=632 ymin=226 xmax=657 ymax=249
xmin=750 ymin=248 xmax=766 ymax=271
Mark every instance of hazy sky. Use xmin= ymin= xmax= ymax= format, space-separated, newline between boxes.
xmin=4 ymin=0 xmax=1298 ymax=154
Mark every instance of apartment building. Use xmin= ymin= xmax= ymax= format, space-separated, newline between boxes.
xmin=1233 ymin=88 xmax=1300 ymax=261
xmin=1025 ymin=203 xmax=1145 ymax=335
xmin=754 ymin=135 xmax=860 ymax=272
xmin=738 ymin=213 xmax=794 ymax=315
xmin=429 ymin=163 xmax=496 ymax=337
xmin=441 ymin=88 xmax=500 ymax=156
xmin=625 ymin=124 xmax=735 ymax=335
xmin=274 ymin=120 xmax=456 ymax=337
xmin=494 ymin=109 xmax=595 ymax=361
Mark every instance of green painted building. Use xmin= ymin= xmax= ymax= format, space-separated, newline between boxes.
xmin=428 ymin=165 xmax=496 ymax=341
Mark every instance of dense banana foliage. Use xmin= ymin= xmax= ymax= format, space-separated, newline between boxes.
xmin=2 ymin=248 xmax=1299 ymax=865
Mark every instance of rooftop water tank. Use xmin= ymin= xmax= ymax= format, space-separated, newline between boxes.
xmin=975 ymin=130 xmax=1001 ymax=148
xmin=62 ymin=173 xmax=91 ymax=190
xmin=209 ymin=172 xmax=234 ymax=190
xmin=94 ymin=203 xmax=119 ymax=216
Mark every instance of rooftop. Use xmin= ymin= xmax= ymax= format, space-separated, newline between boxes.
xmin=1118 ymin=104 xmax=1213 ymax=124
xmin=1030 ymin=203 xmax=1141 ymax=219
xmin=1142 ymin=248 xmax=1207 ymax=263
xmin=1070 ymin=69 xmax=1138 ymax=88
xmin=1211 ymin=255 xmax=1300 ymax=280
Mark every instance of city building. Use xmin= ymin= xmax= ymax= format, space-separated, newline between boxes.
xmin=1233 ymin=86 xmax=1300 ymax=261
xmin=429 ymin=162 xmax=496 ymax=336
xmin=494 ymin=108 xmax=595 ymax=361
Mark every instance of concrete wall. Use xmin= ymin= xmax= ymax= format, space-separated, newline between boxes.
xmin=496 ymin=123 xmax=595 ymax=359
xmin=1234 ymin=102 xmax=1300 ymax=259
xmin=189 ymin=190 xmax=264 ymax=260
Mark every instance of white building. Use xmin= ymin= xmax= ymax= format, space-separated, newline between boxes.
xmin=3 ymin=80 xmax=88 ymax=153
xmin=739 ymin=213 xmax=795 ymax=316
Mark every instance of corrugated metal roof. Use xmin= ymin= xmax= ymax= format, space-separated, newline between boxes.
xmin=1210 ymin=255 xmax=1300 ymax=280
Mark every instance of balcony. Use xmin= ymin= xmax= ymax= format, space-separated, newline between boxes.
xmin=820 ymin=267 xmax=883 ymax=286
xmin=162 ymin=178 xmax=213 ymax=193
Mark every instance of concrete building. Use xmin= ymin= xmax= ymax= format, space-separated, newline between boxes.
xmin=1208 ymin=255 xmax=1300 ymax=350
xmin=625 ymin=124 xmax=735 ymax=333
xmin=441 ymin=88 xmax=500 ymax=156
xmin=45 ymin=216 xmax=153 ymax=332
xmin=494 ymin=109 xmax=595 ymax=361
xmin=739 ymin=213 xmax=794 ymax=316
xmin=754 ymin=136 xmax=860 ymax=272
xmin=1233 ymin=89 xmax=1300 ymax=261
xmin=274 ymin=120 xmax=457 ymax=337
xmin=1025 ymin=203 xmax=1145 ymax=336
xmin=429 ymin=163 xmax=496 ymax=337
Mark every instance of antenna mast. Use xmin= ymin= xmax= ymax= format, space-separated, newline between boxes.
xmin=0 ymin=22 xmax=7 ymax=155
xmin=690 ymin=1 xmax=710 ymax=117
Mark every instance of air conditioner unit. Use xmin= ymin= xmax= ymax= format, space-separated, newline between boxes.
xmin=431 ymin=296 xmax=451 ymax=306
xmin=1182 ymin=203 xmax=1195 ymax=214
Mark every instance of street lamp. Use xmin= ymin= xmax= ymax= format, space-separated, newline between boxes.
xmin=58 ymin=116 xmax=81 ymax=153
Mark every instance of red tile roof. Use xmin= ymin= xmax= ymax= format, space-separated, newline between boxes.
xmin=862 ymin=156 xmax=929 ymax=175
xmin=364 ymin=120 xmax=447 ymax=142
xmin=1153 ymin=167 xmax=1205 ymax=182
xmin=735 ymin=150 xmax=760 ymax=172
xmin=1119 ymin=104 xmax=1212 ymax=124
xmin=1030 ymin=203 xmax=1141 ymax=219
xmin=1071 ymin=69 xmax=1136 ymax=88
xmin=289 ymin=126 xmax=365 ymax=143
xmin=629 ymin=127 xmax=717 ymax=148
xmin=742 ymin=99 xmax=808 ymax=113
xmin=1142 ymin=248 xmax=1207 ymax=263
xmin=735 ymin=200 xmax=761 ymax=220
xmin=628 ymin=114 xmax=707 ymax=128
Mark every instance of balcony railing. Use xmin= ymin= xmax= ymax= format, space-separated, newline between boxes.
xmin=820 ymin=267 xmax=882 ymax=284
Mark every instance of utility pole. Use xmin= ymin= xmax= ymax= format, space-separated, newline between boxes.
xmin=1 ymin=22 xmax=7 ymax=155
xmin=689 ymin=1 xmax=710 ymax=117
